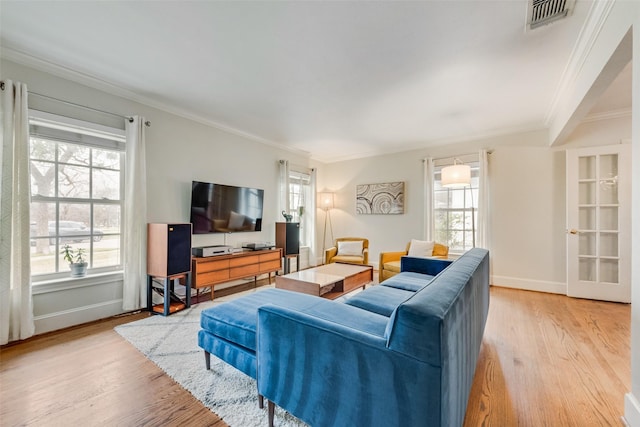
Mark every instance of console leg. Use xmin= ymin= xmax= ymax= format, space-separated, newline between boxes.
xmin=258 ymin=394 xmax=264 ymax=409
xmin=204 ymin=351 xmax=211 ymax=370
xmin=268 ymin=400 xmax=275 ymax=427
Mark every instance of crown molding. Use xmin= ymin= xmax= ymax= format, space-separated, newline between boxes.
xmin=544 ymin=0 xmax=616 ymax=126
xmin=581 ymin=107 xmax=631 ymax=123
xmin=1 ymin=46 xmax=310 ymax=158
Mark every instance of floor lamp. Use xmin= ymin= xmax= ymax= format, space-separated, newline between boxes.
xmin=441 ymin=159 xmax=475 ymax=248
xmin=318 ymin=192 xmax=335 ymax=264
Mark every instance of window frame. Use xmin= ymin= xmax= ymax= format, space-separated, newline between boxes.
xmin=28 ymin=110 xmax=126 ymax=283
xmin=433 ymin=161 xmax=479 ymax=255
xmin=287 ymin=169 xmax=312 ymax=246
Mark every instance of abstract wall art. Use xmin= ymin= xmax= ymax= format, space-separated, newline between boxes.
xmin=356 ymin=182 xmax=404 ymax=214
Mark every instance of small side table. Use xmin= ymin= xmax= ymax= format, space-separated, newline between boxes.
xmin=147 ymin=272 xmax=191 ymax=316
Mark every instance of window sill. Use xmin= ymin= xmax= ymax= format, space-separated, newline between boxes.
xmin=32 ymin=270 xmax=124 ymax=295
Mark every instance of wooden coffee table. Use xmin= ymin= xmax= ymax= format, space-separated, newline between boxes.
xmin=275 ymin=263 xmax=373 ymax=300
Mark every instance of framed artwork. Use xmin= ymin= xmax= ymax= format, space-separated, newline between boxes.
xmin=356 ymin=182 xmax=404 ymax=214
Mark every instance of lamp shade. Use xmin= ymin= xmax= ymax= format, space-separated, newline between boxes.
xmin=318 ymin=192 xmax=335 ymax=210
xmin=441 ymin=164 xmax=471 ymax=188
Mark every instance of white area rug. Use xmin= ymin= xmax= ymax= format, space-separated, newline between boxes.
xmin=115 ymin=287 xmax=308 ymax=427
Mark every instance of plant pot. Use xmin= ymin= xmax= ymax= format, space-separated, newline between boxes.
xmin=70 ymin=262 xmax=88 ymax=278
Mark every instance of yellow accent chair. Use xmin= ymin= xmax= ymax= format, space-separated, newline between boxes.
xmin=325 ymin=237 xmax=369 ymax=265
xmin=379 ymin=241 xmax=449 ymax=282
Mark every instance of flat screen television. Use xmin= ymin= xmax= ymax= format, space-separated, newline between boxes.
xmin=190 ymin=181 xmax=264 ymax=234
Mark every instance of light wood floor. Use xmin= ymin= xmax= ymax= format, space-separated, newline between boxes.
xmin=0 ymin=286 xmax=630 ymax=426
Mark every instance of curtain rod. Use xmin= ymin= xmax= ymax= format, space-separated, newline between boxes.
xmin=1 ymin=81 xmax=150 ymax=127
xmin=423 ymin=150 xmax=493 ymax=163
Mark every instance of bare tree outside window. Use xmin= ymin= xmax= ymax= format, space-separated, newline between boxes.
xmin=29 ymin=116 xmax=124 ymax=278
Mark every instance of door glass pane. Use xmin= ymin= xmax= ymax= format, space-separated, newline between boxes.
xmin=600 ymin=154 xmax=618 ymax=177
xmin=599 ymin=206 xmax=618 ymax=230
xmin=599 ymin=181 xmax=618 ymax=205
xmin=579 ymin=258 xmax=596 ymax=282
xmin=579 ymin=156 xmax=595 ymax=180
xmin=579 ymin=182 xmax=595 ymax=204
xmin=579 ymin=232 xmax=596 ymax=256
xmin=599 ymin=233 xmax=618 ymax=257
xmin=600 ymin=259 xmax=618 ymax=284
xmin=579 ymin=207 xmax=595 ymax=230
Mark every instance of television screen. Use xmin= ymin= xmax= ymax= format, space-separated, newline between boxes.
xmin=190 ymin=181 xmax=264 ymax=234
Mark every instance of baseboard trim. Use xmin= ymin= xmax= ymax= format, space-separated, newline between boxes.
xmin=491 ymin=275 xmax=566 ymax=295
xmin=624 ymin=393 xmax=640 ymax=427
xmin=34 ymin=299 xmax=125 ymax=335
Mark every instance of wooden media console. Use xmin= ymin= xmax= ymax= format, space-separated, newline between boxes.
xmin=191 ymin=248 xmax=282 ymax=300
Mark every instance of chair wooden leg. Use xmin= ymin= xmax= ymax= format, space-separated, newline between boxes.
xmin=268 ymin=400 xmax=275 ymax=427
xmin=258 ymin=394 xmax=264 ymax=409
xmin=204 ymin=351 xmax=211 ymax=370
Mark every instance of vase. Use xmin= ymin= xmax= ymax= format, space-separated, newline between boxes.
xmin=70 ymin=262 xmax=88 ymax=278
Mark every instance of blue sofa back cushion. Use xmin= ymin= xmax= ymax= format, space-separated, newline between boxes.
xmin=344 ymin=285 xmax=415 ymax=317
xmin=380 ymin=271 xmax=435 ymax=292
xmin=386 ymin=249 xmax=490 ymax=366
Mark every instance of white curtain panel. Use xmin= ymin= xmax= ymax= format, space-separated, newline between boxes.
xmin=0 ymin=80 xmax=35 ymax=344
xmin=123 ymin=116 xmax=147 ymax=310
xmin=477 ymin=149 xmax=490 ymax=249
xmin=305 ymin=168 xmax=318 ymax=266
xmin=277 ymin=160 xmax=290 ymax=216
xmin=423 ymin=157 xmax=435 ymax=241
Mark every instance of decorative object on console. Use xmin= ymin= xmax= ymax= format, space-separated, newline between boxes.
xmin=318 ymin=192 xmax=335 ymax=263
xmin=325 ymin=237 xmax=369 ymax=265
xmin=281 ymin=210 xmax=293 ymax=222
xmin=356 ymin=182 xmax=404 ymax=214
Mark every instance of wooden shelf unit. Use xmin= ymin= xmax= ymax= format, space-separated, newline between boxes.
xmin=191 ymin=248 xmax=282 ymax=300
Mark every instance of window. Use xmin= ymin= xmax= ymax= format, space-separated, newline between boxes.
xmin=286 ymin=170 xmax=311 ymax=245
xmin=434 ymin=162 xmax=478 ymax=253
xmin=28 ymin=111 xmax=125 ymax=279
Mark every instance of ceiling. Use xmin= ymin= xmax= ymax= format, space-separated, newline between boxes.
xmin=0 ymin=1 xmax=631 ymax=163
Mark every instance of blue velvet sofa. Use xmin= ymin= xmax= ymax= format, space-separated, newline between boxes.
xmin=198 ymin=248 xmax=490 ymax=427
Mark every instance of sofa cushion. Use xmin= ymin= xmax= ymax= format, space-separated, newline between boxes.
xmin=407 ymin=239 xmax=434 ymax=257
xmin=331 ymin=254 xmax=364 ymax=264
xmin=201 ymin=288 xmax=321 ymax=351
xmin=201 ymin=288 xmax=390 ymax=351
xmin=381 ymin=271 xmax=434 ymax=292
xmin=338 ymin=240 xmax=363 ymax=256
xmin=383 ymin=260 xmax=401 ymax=274
xmin=344 ymin=285 xmax=415 ymax=317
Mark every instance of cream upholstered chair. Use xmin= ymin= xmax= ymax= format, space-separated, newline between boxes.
xmin=325 ymin=237 xmax=369 ymax=265
xmin=378 ymin=240 xmax=449 ymax=282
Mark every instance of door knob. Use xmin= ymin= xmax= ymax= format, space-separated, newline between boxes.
xmin=568 ymin=229 xmax=579 ymax=235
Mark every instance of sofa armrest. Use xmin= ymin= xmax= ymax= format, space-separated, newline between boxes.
xmin=400 ymin=256 xmax=453 ymax=276
xmin=325 ymin=246 xmax=337 ymax=263
xmin=257 ymin=305 xmax=436 ymax=426
xmin=379 ymin=250 xmax=407 ymax=267
xmin=363 ymin=247 xmax=369 ymax=265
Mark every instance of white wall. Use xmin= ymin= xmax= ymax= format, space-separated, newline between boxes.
xmin=1 ymin=58 xmax=311 ymax=334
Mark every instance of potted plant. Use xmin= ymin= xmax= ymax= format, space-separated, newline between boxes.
xmin=61 ymin=244 xmax=88 ymax=277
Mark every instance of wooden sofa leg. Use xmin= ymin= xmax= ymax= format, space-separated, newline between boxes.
xmin=268 ymin=400 xmax=274 ymax=427
xmin=258 ymin=394 xmax=264 ymax=409
xmin=204 ymin=351 xmax=211 ymax=370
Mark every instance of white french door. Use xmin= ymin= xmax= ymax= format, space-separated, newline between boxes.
xmin=566 ymin=144 xmax=631 ymax=303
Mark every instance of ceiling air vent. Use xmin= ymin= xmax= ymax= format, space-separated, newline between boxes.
xmin=528 ymin=0 xmax=574 ymax=30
